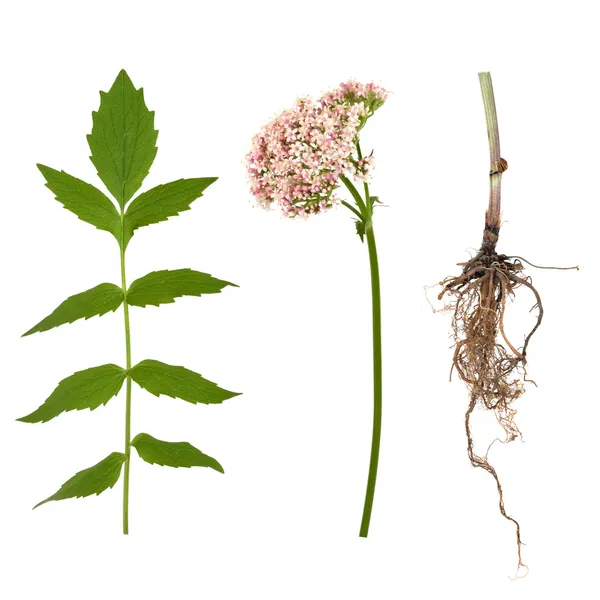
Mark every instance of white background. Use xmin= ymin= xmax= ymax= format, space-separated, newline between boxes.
xmin=0 ymin=1 xmax=597 ymax=598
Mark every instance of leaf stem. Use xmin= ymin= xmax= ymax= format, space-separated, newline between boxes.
xmin=478 ymin=72 xmax=506 ymax=236
xmin=119 ymin=216 xmax=133 ymax=535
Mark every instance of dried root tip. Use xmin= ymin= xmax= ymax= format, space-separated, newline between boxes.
xmin=466 ymin=397 xmax=527 ymax=575
xmin=510 ymin=562 xmax=530 ymax=581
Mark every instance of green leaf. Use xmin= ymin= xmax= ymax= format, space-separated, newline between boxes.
xmin=87 ymin=69 xmax=158 ymax=207
xmin=130 ymin=359 xmax=240 ymax=405
xmin=368 ymin=195 xmax=383 ymax=212
xmin=37 ymin=165 xmax=121 ymax=240
xmin=127 ymin=269 xmax=237 ymax=307
xmin=23 ymin=283 xmax=124 ymax=336
xmin=131 ymin=433 xmax=224 ymax=472
xmin=123 ymin=178 xmax=217 ymax=246
xmin=354 ymin=219 xmax=366 ymax=242
xmin=17 ymin=364 xmax=127 ymax=423
xmin=34 ymin=452 xmax=126 ymax=509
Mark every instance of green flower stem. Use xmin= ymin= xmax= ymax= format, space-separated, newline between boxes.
xmin=341 ymin=200 xmax=363 ymax=220
xmin=119 ymin=216 xmax=133 ymax=535
xmin=340 ymin=175 xmax=368 ymax=214
xmin=360 ymin=222 xmax=382 ymax=538
xmin=340 ymin=173 xmax=382 ymax=538
xmin=356 ymin=141 xmax=370 ymax=205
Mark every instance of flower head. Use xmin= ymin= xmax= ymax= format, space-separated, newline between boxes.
xmin=247 ymin=81 xmax=388 ymax=218
xmin=322 ymin=81 xmax=389 ymax=130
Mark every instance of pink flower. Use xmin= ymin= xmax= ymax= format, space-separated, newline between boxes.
xmin=247 ymin=81 xmax=388 ymax=218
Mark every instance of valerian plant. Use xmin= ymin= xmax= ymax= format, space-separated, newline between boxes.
xmin=247 ymin=81 xmax=388 ymax=537
xmin=19 ymin=70 xmax=240 ymax=534
xmin=436 ymin=73 xmax=577 ymax=575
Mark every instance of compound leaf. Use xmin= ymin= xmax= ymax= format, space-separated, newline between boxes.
xmin=131 ymin=433 xmax=224 ymax=472
xmin=123 ymin=178 xmax=217 ymax=246
xmin=34 ymin=452 xmax=126 ymax=509
xmin=130 ymin=359 xmax=240 ymax=405
xmin=23 ymin=283 xmax=124 ymax=336
xmin=37 ymin=165 xmax=120 ymax=240
xmin=87 ymin=69 xmax=158 ymax=207
xmin=127 ymin=269 xmax=237 ymax=307
xmin=17 ymin=364 xmax=127 ymax=423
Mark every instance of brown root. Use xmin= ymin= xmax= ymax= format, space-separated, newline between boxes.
xmin=466 ymin=396 xmax=526 ymax=574
xmin=439 ymin=238 xmax=544 ymax=574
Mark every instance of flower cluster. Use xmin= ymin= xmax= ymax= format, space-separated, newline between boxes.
xmin=322 ymin=81 xmax=389 ymax=131
xmin=246 ymin=81 xmax=388 ymax=218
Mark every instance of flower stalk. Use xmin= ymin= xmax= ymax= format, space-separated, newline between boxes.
xmin=340 ymin=169 xmax=383 ymax=538
xmin=247 ymin=80 xmax=388 ymax=537
xmin=361 ymin=218 xmax=382 ymax=538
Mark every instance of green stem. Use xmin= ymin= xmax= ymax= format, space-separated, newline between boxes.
xmin=340 ymin=175 xmax=368 ymax=215
xmin=341 ymin=200 xmax=363 ymax=220
xmin=356 ymin=141 xmax=370 ymax=206
xmin=359 ymin=219 xmax=381 ymax=538
xmin=119 ymin=218 xmax=132 ymax=535
xmin=341 ymin=176 xmax=382 ymax=538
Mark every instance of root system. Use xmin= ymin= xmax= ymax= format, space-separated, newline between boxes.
xmin=439 ymin=226 xmax=543 ymax=574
